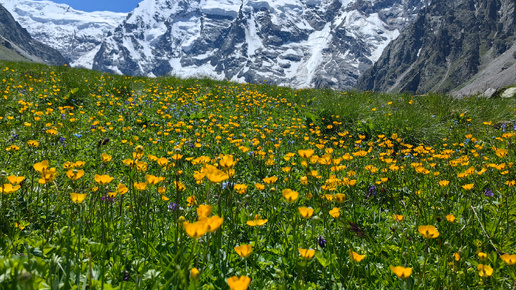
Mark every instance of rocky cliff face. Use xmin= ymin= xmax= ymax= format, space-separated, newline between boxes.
xmin=92 ymin=0 xmax=428 ymax=89
xmin=356 ymin=0 xmax=516 ymax=95
xmin=0 ymin=4 xmax=68 ymax=65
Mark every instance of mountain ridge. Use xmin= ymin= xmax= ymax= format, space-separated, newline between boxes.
xmin=356 ymin=0 xmax=516 ymax=96
xmin=0 ymin=4 xmax=68 ymax=66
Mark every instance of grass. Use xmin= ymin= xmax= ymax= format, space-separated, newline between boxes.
xmin=1 ymin=60 xmax=516 ymax=289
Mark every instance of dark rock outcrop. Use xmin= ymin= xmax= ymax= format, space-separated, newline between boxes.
xmin=0 ymin=4 xmax=68 ymax=65
xmin=356 ymin=0 xmax=516 ymax=95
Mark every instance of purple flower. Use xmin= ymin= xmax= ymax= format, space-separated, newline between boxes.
xmin=317 ymin=235 xmax=327 ymax=248
xmin=168 ymin=202 xmax=179 ymax=211
xmin=484 ymin=188 xmax=494 ymax=197
xmin=366 ymin=185 xmax=377 ymax=199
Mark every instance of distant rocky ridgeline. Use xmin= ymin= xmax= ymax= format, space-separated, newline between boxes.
xmin=356 ymin=0 xmax=516 ymax=96
xmin=0 ymin=4 xmax=68 ymax=65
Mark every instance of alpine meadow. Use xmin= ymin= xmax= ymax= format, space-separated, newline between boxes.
xmin=1 ymin=60 xmax=516 ymax=289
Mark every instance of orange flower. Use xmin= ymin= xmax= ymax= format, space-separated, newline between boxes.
xmin=462 ymin=183 xmax=474 ymax=190
xmin=7 ymin=175 xmax=25 ymax=185
xmin=200 ymin=215 xmax=223 ymax=232
xmin=298 ymin=248 xmax=315 ymax=260
xmin=418 ymin=225 xmax=440 ymax=239
xmin=298 ymin=207 xmax=314 ymax=219
xmin=329 ymin=207 xmax=340 ymax=218
xmin=500 ymin=254 xmax=516 ymax=265
xmin=298 ymin=149 xmax=315 ymax=159
xmin=183 ymin=221 xmax=208 ymax=239
xmin=478 ymin=264 xmax=493 ymax=277
xmin=117 ymin=183 xmax=129 ymax=195
xmin=1 ymin=184 xmax=21 ymax=194
xmin=197 ymin=204 xmax=213 ymax=218
xmin=234 ymin=184 xmax=248 ymax=194
xmin=134 ymin=182 xmax=147 ymax=191
xmin=234 ymin=244 xmax=253 ymax=258
xmin=390 ymin=266 xmax=412 ymax=279
xmin=66 ymin=169 xmax=84 ymax=180
xmin=95 ymin=174 xmax=113 ymax=185
xmin=446 ymin=214 xmax=456 ymax=222
xmin=282 ymin=188 xmax=299 ymax=202
xmin=204 ymin=165 xmax=229 ymax=183
xmin=246 ymin=215 xmax=268 ymax=227
xmin=226 ymin=276 xmax=251 ymax=290
xmin=349 ymin=249 xmax=365 ymax=262
xmin=70 ymin=193 xmax=87 ymax=204
xmin=393 ymin=214 xmax=403 ymax=222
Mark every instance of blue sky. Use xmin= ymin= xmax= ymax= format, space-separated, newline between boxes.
xmin=37 ymin=0 xmax=142 ymax=12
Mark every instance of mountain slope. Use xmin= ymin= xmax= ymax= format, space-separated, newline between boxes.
xmin=93 ymin=0 xmax=428 ymax=89
xmin=0 ymin=4 xmax=68 ymax=65
xmin=0 ymin=0 xmax=126 ymax=68
xmin=356 ymin=0 xmax=516 ymax=95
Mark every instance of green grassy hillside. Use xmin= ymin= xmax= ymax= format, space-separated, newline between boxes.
xmin=0 ymin=44 xmax=29 ymax=62
xmin=1 ymin=60 xmax=516 ymax=289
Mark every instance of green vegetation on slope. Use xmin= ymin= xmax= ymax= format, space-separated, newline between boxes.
xmin=1 ymin=60 xmax=516 ymax=289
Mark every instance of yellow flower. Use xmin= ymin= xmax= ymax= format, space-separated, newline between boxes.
xmin=70 ymin=193 xmax=87 ymax=204
xmin=33 ymin=160 xmax=49 ymax=173
xmin=66 ymin=169 xmax=84 ymax=180
xmin=134 ymin=182 xmax=147 ymax=191
xmin=204 ymin=165 xmax=229 ymax=183
xmin=190 ymin=267 xmax=200 ymax=279
xmin=278 ymin=187 xmax=298 ymax=202
xmin=334 ymin=193 xmax=346 ymax=203
xmin=418 ymin=225 xmax=440 ymax=239
xmin=500 ymin=254 xmax=516 ymax=265
xmin=390 ymin=266 xmax=412 ymax=279
xmin=101 ymin=153 xmax=112 ymax=163
xmin=462 ymin=183 xmax=474 ymax=190
xmin=298 ymin=149 xmax=315 ymax=159
xmin=234 ymin=244 xmax=253 ymax=258
xmin=478 ymin=264 xmax=493 ymax=277
xmin=146 ymin=174 xmax=165 ymax=185
xmin=255 ymin=183 xmax=265 ymax=190
xmin=199 ymin=215 xmax=224 ymax=232
xmin=27 ymin=140 xmax=39 ymax=147
xmin=263 ymin=176 xmax=278 ymax=184
xmin=226 ymin=276 xmax=251 ymax=290
xmin=246 ymin=215 xmax=268 ymax=227
xmin=220 ymin=154 xmax=237 ymax=170
xmin=94 ymin=174 xmax=113 ymax=185
xmin=329 ymin=207 xmax=340 ymax=218
xmin=1 ymin=184 xmax=21 ymax=194
xmin=478 ymin=252 xmax=487 ymax=260
xmin=7 ymin=175 xmax=25 ymax=185
xmin=439 ymin=180 xmax=450 ymax=187
xmin=349 ymin=249 xmax=365 ymax=262
xmin=298 ymin=207 xmax=314 ymax=219
xmin=298 ymin=248 xmax=315 ymax=260
xmin=446 ymin=214 xmax=456 ymax=223
xmin=183 ymin=221 xmax=208 ymax=239
xmin=453 ymin=253 xmax=460 ymax=261
xmin=393 ymin=214 xmax=403 ymax=222
xmin=300 ymin=176 xmax=308 ymax=185
xmin=38 ymin=168 xmax=56 ymax=184
xmin=187 ymin=195 xmax=197 ymax=206
xmin=117 ymin=183 xmax=129 ymax=195
xmin=197 ymin=204 xmax=212 ymax=218
xmin=234 ymin=184 xmax=248 ymax=194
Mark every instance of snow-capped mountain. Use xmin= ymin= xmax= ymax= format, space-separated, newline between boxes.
xmin=2 ymin=0 xmax=430 ymax=89
xmin=94 ymin=0 xmax=429 ymax=88
xmin=0 ymin=0 xmax=126 ymax=68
